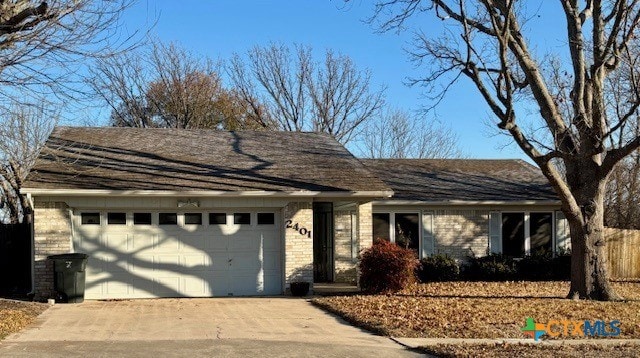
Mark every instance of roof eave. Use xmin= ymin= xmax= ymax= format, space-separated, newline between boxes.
xmin=372 ymin=199 xmax=562 ymax=206
xmin=20 ymin=188 xmax=394 ymax=199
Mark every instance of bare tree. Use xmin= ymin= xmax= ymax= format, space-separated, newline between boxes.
xmin=361 ymin=108 xmax=464 ymax=158
xmin=603 ymin=45 xmax=640 ymax=230
xmin=227 ymin=44 xmax=386 ymax=144
xmin=605 ymin=150 xmax=640 ymax=229
xmin=0 ymin=1 xmax=135 ymax=108
xmin=90 ymin=41 xmax=268 ymax=130
xmin=357 ymin=0 xmax=640 ymax=300
xmin=0 ymin=105 xmax=56 ymax=223
xmin=0 ymin=1 xmax=136 ymax=223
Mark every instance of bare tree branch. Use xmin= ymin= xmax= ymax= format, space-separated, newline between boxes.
xmin=227 ymin=43 xmax=386 ymax=144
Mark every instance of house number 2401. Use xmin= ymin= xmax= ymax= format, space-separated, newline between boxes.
xmin=285 ymin=220 xmax=312 ymax=238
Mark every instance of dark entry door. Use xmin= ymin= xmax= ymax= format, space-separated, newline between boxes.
xmin=313 ymin=202 xmax=334 ymax=282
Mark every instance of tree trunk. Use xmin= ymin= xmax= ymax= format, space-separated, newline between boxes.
xmin=565 ymin=173 xmax=622 ymax=301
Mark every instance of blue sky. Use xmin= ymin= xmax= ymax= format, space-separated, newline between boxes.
xmin=113 ymin=1 xmax=567 ymax=160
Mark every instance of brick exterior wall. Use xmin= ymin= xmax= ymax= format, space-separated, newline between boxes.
xmin=333 ymin=210 xmax=357 ymax=283
xmin=33 ymin=201 xmax=72 ymax=301
xmin=433 ymin=209 xmax=489 ymax=259
xmin=354 ymin=202 xmax=373 ymax=286
xmin=283 ymin=201 xmax=313 ymax=290
xmin=357 ymin=202 xmax=373 ymax=250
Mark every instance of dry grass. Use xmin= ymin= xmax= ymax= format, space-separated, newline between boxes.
xmin=0 ymin=299 xmax=48 ymax=340
xmin=312 ymin=281 xmax=640 ymax=339
xmin=421 ymin=342 xmax=640 ymax=358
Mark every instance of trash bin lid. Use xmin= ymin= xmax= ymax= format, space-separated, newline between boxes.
xmin=48 ymin=253 xmax=89 ymax=260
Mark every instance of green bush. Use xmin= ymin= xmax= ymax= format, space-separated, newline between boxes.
xmin=462 ymin=254 xmax=518 ymax=281
xmin=417 ymin=254 xmax=460 ymax=282
xmin=359 ymin=239 xmax=418 ymax=293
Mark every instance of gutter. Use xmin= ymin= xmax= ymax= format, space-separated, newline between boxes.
xmin=372 ymin=199 xmax=562 ymax=206
xmin=20 ymin=188 xmax=394 ymax=199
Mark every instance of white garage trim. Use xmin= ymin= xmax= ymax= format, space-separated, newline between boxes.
xmin=73 ymin=210 xmax=283 ymax=299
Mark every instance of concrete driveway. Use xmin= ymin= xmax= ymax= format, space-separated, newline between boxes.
xmin=0 ymin=298 xmax=422 ymax=357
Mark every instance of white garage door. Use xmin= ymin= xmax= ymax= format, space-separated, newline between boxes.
xmin=73 ymin=210 xmax=282 ymax=299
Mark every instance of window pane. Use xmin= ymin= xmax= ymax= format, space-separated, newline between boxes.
xmin=234 ymin=213 xmax=251 ymax=225
xmin=395 ymin=213 xmax=419 ymax=252
xmin=257 ymin=213 xmax=275 ymax=225
xmin=81 ymin=213 xmax=100 ymax=225
xmin=502 ymin=213 xmax=525 ymax=256
xmin=107 ymin=212 xmax=126 ymax=225
xmin=159 ymin=213 xmax=177 ymax=225
xmin=372 ymin=213 xmax=390 ymax=241
xmin=184 ymin=213 xmax=202 ymax=225
xmin=530 ymin=212 xmax=553 ymax=254
xmin=134 ymin=213 xmax=152 ymax=225
xmin=209 ymin=213 xmax=227 ymax=225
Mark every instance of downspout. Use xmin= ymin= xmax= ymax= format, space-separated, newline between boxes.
xmin=27 ymin=193 xmax=35 ymax=296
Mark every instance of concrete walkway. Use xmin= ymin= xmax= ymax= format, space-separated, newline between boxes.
xmin=0 ymin=298 xmax=421 ymax=357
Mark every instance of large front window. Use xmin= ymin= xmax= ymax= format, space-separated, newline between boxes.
xmin=502 ymin=213 xmax=525 ymax=256
xmin=373 ymin=213 xmax=391 ymax=241
xmin=372 ymin=212 xmax=420 ymax=253
xmin=498 ymin=212 xmax=553 ymax=256
xmin=530 ymin=213 xmax=553 ymax=254
xmin=395 ymin=213 xmax=419 ymax=251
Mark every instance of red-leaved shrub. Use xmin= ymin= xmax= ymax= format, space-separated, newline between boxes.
xmin=359 ymin=239 xmax=418 ymax=293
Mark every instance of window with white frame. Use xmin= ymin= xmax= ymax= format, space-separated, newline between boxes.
xmin=372 ymin=212 xmax=420 ymax=253
xmin=490 ymin=211 xmax=553 ymax=256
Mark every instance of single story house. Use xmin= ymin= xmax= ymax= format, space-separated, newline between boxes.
xmin=22 ymin=127 xmax=569 ymax=300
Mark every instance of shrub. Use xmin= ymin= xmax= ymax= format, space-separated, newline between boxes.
xmin=462 ymin=254 xmax=518 ymax=281
xmin=518 ymin=251 xmax=571 ymax=281
xmin=359 ymin=239 xmax=418 ymax=293
xmin=417 ymin=254 xmax=460 ymax=282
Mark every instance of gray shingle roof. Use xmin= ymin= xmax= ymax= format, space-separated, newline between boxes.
xmin=361 ymin=159 xmax=559 ymax=202
xmin=23 ymin=127 xmax=392 ymax=193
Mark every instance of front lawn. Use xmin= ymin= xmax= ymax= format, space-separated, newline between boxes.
xmin=421 ymin=342 xmax=640 ymax=358
xmin=312 ymin=281 xmax=640 ymax=339
xmin=0 ymin=299 xmax=47 ymax=340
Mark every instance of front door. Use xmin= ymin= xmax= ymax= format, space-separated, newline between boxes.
xmin=313 ymin=202 xmax=334 ymax=282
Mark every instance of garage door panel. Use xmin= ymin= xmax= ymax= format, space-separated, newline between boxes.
xmin=231 ymin=252 xmax=261 ymax=270
xmin=230 ymin=274 xmax=263 ymax=296
xmin=210 ymin=235 xmax=227 ymax=250
xmin=181 ymin=253 xmax=210 ymax=269
xmin=155 ymin=236 xmax=181 ymax=251
xmin=182 ymin=234 xmax=209 ymax=250
xmin=76 ymin=210 xmax=282 ymax=298
xmin=154 ymin=276 xmax=182 ymax=296
xmin=262 ymin=234 xmax=279 ymax=250
xmin=131 ymin=279 xmax=156 ymax=297
xmin=228 ymin=235 xmax=257 ymax=251
xmin=261 ymin=254 xmax=280 ymax=271
xmin=155 ymin=254 xmax=181 ymax=266
xmin=209 ymin=272 xmax=229 ymax=295
xmin=104 ymin=234 xmax=131 ymax=253
xmin=183 ymin=277 xmax=208 ymax=296
xmin=105 ymin=280 xmax=131 ymax=295
xmin=211 ymin=257 xmax=230 ymax=270
xmin=129 ymin=255 xmax=156 ymax=275
xmin=84 ymin=256 xmax=103 ymax=274
xmin=131 ymin=234 xmax=156 ymax=251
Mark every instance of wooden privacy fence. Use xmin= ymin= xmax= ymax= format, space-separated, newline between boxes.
xmin=606 ymin=228 xmax=640 ymax=279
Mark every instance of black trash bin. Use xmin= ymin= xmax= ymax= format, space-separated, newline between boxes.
xmin=48 ymin=253 xmax=88 ymax=303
